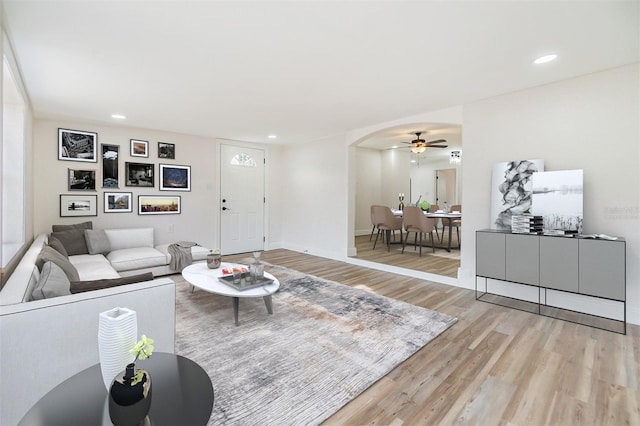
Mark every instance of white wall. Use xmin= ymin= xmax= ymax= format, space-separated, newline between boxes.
xmin=32 ymin=119 xmax=218 ymax=249
xmin=410 ymin=159 xmax=462 ymax=207
xmin=460 ymin=64 xmax=639 ymax=324
xmin=381 ymin=148 xmax=411 ymax=210
xmin=279 ymin=133 xmax=349 ymax=259
xmin=266 ymin=143 xmax=285 ymax=249
xmin=354 ymin=147 xmax=382 ymax=235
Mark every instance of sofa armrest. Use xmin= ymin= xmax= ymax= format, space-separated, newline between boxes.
xmin=0 ymin=277 xmax=175 ymax=426
xmin=0 ymin=234 xmax=47 ymax=305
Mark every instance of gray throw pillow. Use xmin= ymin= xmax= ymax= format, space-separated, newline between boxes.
xmin=52 ymin=221 xmax=93 ymax=232
xmin=50 ymin=229 xmax=90 ymax=256
xmin=31 ymin=261 xmax=71 ymax=300
xmin=35 ymin=245 xmax=80 ymax=282
xmin=84 ymin=229 xmax=111 ymax=255
xmin=70 ymin=272 xmax=154 ymax=294
xmin=47 ymin=234 xmax=68 ymax=258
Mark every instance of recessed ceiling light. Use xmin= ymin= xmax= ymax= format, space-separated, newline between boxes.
xmin=111 ymin=114 xmax=126 ymax=119
xmin=391 ymin=145 xmax=399 ymax=149
xmin=534 ymin=54 xmax=557 ymax=65
xmin=268 ymin=134 xmax=277 ymax=139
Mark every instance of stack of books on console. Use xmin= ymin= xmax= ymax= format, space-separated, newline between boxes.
xmin=511 ymin=214 xmax=544 ymax=234
xmin=543 ymin=229 xmax=578 ymax=237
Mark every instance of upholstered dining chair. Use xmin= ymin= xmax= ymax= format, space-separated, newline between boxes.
xmin=372 ymin=206 xmax=403 ymax=251
xmin=402 ymin=206 xmax=436 ymax=256
xmin=428 ymin=204 xmax=441 ymax=241
xmin=369 ymin=204 xmax=384 ymax=241
xmin=440 ymin=204 xmax=461 ymax=247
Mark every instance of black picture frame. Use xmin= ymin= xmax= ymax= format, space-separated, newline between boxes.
xmin=138 ymin=195 xmax=181 ymax=215
xmin=58 ymin=128 xmax=97 ymax=162
xmin=104 ymin=192 xmax=133 ymax=213
xmin=125 ymin=162 xmax=154 ymax=187
xmin=158 ymin=142 xmax=175 ymax=159
xmin=67 ymin=169 xmax=96 ymax=191
xmin=130 ymin=139 xmax=149 ymax=158
xmin=60 ymin=194 xmax=98 ymax=217
xmin=101 ymin=144 xmax=119 ymax=188
xmin=159 ymin=164 xmax=191 ymax=191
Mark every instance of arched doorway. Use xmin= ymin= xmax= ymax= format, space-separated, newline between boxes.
xmin=349 ymin=122 xmax=463 ymax=278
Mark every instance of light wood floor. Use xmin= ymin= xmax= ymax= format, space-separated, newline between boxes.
xmin=352 ymin=229 xmax=461 ymax=278
xmin=223 ymin=249 xmax=640 ymax=426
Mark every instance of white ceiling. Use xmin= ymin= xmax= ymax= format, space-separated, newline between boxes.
xmin=3 ymin=1 xmax=638 ymax=149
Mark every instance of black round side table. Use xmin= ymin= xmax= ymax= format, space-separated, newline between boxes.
xmin=19 ymin=352 xmax=214 ymax=425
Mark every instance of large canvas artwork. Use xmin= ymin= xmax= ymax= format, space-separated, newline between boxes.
xmin=490 ymin=159 xmax=544 ymax=230
xmin=532 ymin=169 xmax=583 ymax=232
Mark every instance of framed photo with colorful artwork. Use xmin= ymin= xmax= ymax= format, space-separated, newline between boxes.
xmin=138 ymin=195 xmax=181 ymax=215
xmin=159 ymin=164 xmax=190 ymax=191
xmin=104 ymin=192 xmax=133 ymax=213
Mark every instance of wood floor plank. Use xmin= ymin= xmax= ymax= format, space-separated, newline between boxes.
xmin=221 ymin=249 xmax=640 ymax=425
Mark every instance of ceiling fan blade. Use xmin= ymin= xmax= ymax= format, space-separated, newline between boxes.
xmin=425 ymin=139 xmax=447 ymax=145
xmin=428 ymin=145 xmax=448 ymax=149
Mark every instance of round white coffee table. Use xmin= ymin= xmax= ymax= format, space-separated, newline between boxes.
xmin=182 ymin=262 xmax=280 ymax=326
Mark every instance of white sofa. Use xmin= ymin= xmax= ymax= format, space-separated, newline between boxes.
xmin=69 ymin=227 xmax=210 ymax=280
xmin=0 ymin=227 xmax=207 ymax=425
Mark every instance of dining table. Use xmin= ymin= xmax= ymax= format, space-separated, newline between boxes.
xmin=392 ymin=208 xmax=462 ymax=252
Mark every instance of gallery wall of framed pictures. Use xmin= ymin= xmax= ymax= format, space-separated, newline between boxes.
xmin=57 ymin=127 xmax=190 ymax=217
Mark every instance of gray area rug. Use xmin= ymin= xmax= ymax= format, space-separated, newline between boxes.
xmin=174 ymin=262 xmax=457 ymax=425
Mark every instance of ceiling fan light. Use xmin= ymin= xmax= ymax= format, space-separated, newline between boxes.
xmin=411 ymin=146 xmax=426 ymax=154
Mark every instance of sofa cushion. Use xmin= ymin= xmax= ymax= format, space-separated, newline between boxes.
xmin=50 ymin=229 xmax=90 ymax=255
xmin=46 ymin=235 xmax=68 ymax=258
xmin=69 ymin=254 xmax=121 ymax=281
xmin=31 ymin=261 xmax=72 ymax=300
xmin=52 ymin=221 xmax=93 ymax=232
xmin=69 ymin=272 xmax=154 ymax=294
xmin=105 ymin=228 xmax=154 ymax=251
xmin=107 ymin=247 xmax=167 ymax=272
xmin=84 ymin=229 xmax=111 ymax=255
xmin=35 ymin=245 xmax=80 ymax=281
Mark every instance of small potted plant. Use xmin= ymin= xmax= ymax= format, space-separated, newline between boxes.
xmin=108 ymin=335 xmax=154 ymax=425
xmin=207 ymin=249 xmax=222 ymax=269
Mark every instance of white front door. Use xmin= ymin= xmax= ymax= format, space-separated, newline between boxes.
xmin=219 ymin=143 xmax=265 ymax=254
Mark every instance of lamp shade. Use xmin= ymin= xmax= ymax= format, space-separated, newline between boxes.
xmin=98 ymin=307 xmax=137 ymax=390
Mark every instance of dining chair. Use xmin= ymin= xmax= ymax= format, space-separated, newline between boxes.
xmin=440 ymin=204 xmax=462 ymax=247
xmin=369 ymin=204 xmax=384 ymax=241
xmin=373 ymin=206 xmax=403 ymax=251
xmin=402 ymin=206 xmax=436 ymax=256
xmin=428 ymin=204 xmax=441 ymax=240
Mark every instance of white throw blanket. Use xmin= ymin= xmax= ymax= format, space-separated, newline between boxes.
xmin=168 ymin=241 xmax=198 ymax=271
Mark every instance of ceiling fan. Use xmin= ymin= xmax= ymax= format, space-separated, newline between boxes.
xmin=401 ymin=132 xmax=448 ymax=154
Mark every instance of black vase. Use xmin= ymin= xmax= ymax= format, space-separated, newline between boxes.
xmin=109 ymin=363 xmax=152 ymax=425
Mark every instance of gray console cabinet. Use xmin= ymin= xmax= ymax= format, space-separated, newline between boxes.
xmin=540 ymin=237 xmax=578 ymax=293
xmin=579 ymin=239 xmax=626 ymax=301
xmin=476 ymin=231 xmax=506 ymax=280
xmin=476 ymin=229 xmax=626 ymax=333
xmin=505 ymin=234 xmax=539 ymax=285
